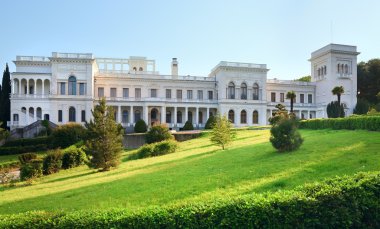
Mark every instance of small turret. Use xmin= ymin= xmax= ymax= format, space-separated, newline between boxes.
xmin=171 ymin=58 xmax=178 ymax=76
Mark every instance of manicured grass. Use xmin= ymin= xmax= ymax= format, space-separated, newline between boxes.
xmin=0 ymin=129 xmax=379 ymax=215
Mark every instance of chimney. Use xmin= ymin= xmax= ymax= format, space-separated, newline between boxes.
xmin=171 ymin=58 xmax=178 ymax=76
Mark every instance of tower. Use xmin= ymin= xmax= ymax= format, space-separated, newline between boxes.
xmin=309 ymin=44 xmax=360 ymax=117
xmin=171 ymin=58 xmax=178 ymax=76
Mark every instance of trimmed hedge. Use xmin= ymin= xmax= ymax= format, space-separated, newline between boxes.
xmin=0 ymin=172 xmax=379 ymax=228
xmin=42 ymin=149 xmax=63 ymax=175
xmin=0 ymin=144 xmax=48 ymax=156
xmin=299 ymin=116 xmax=380 ymax=131
xmin=61 ymin=146 xmax=87 ymax=169
xmin=20 ymin=159 xmax=43 ymax=181
xmin=2 ymin=136 xmax=51 ymax=147
xmin=132 ymin=140 xmax=178 ymax=159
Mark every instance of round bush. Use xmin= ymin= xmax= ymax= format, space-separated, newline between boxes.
xmin=134 ymin=120 xmax=147 ymax=133
xmin=182 ymin=121 xmax=194 ymax=131
xmin=204 ymin=116 xmax=216 ymax=129
xmin=62 ymin=146 xmax=87 ymax=169
xmin=43 ymin=149 xmax=63 ymax=175
xmin=270 ymin=118 xmax=303 ymax=152
xmin=134 ymin=140 xmax=178 ymax=159
xmin=18 ymin=153 xmax=37 ymax=164
xmin=20 ymin=159 xmax=43 ymax=181
xmin=51 ymin=123 xmax=87 ymax=148
xmin=145 ymin=124 xmax=173 ymax=144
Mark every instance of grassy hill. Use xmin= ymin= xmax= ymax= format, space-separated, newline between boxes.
xmin=0 ymin=129 xmax=379 ymax=215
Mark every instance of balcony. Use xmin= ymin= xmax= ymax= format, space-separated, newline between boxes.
xmin=100 ymin=97 xmax=218 ymax=104
xmin=16 ymin=56 xmax=49 ymax=62
xmin=337 ymin=73 xmax=352 ymax=79
xmin=52 ymin=52 xmax=94 ymax=59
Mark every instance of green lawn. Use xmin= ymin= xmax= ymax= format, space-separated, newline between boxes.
xmin=0 ymin=129 xmax=379 ymax=215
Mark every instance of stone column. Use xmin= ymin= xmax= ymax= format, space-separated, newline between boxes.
xmin=42 ymin=80 xmax=45 ymax=96
xmin=27 ymin=80 xmax=29 ymax=95
xmin=34 ymin=80 xmax=36 ymax=96
xmin=118 ymin=106 xmax=121 ymax=123
xmin=307 ymin=110 xmax=310 ymax=119
xmin=185 ymin=107 xmax=188 ymax=122
xmin=19 ymin=81 xmax=22 ymax=94
xmin=196 ymin=107 xmax=199 ymax=127
xmin=174 ymin=107 xmax=177 ymax=125
xmin=206 ymin=107 xmax=210 ymax=121
xmin=144 ymin=105 xmax=149 ymax=125
xmin=161 ymin=106 xmax=166 ymax=124
xmin=130 ymin=106 xmax=134 ymax=124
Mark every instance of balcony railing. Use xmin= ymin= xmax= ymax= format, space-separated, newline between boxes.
xmin=16 ymin=56 xmax=49 ymax=62
xmin=96 ymin=72 xmax=215 ymax=82
xmin=99 ymin=97 xmax=218 ymax=104
xmin=52 ymin=52 xmax=94 ymax=59
xmin=337 ymin=73 xmax=352 ymax=78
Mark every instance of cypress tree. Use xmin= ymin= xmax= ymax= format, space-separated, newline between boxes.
xmin=0 ymin=64 xmax=11 ymax=129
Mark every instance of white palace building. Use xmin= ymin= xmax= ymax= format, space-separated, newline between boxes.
xmin=8 ymin=44 xmax=359 ymax=131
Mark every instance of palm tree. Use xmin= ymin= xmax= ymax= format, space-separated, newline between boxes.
xmin=332 ymin=86 xmax=345 ymax=105
xmin=286 ymin=91 xmax=296 ymax=113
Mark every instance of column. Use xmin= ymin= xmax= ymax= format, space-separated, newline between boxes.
xmin=206 ymin=107 xmax=210 ymax=121
xmin=34 ymin=80 xmax=36 ymax=96
xmin=307 ymin=110 xmax=310 ymax=119
xmin=34 ymin=107 xmax=37 ymax=122
xmin=19 ymin=81 xmax=21 ymax=94
xmin=42 ymin=80 xmax=45 ymax=96
xmin=27 ymin=80 xmax=29 ymax=95
xmin=161 ymin=106 xmax=166 ymax=124
xmin=196 ymin=107 xmax=199 ymax=126
xmin=185 ymin=107 xmax=188 ymax=122
xmin=12 ymin=80 xmax=15 ymax=94
xmin=174 ymin=107 xmax=177 ymax=125
xmin=118 ymin=106 xmax=121 ymax=123
xmin=130 ymin=106 xmax=134 ymax=124
xmin=144 ymin=105 xmax=149 ymax=125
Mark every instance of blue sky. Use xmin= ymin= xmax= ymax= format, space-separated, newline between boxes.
xmin=0 ymin=0 xmax=379 ymax=82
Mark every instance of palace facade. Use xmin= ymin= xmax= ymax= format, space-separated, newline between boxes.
xmin=8 ymin=44 xmax=359 ymax=131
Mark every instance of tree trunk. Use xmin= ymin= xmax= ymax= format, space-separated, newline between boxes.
xmin=290 ymin=99 xmax=294 ymax=113
xmin=337 ymin=94 xmax=341 ymax=106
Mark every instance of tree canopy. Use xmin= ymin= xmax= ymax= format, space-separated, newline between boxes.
xmin=294 ymin=75 xmax=311 ymax=82
xmin=357 ymin=59 xmax=380 ymax=104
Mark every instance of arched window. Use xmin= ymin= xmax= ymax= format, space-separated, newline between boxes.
xmin=340 ymin=64 xmax=344 ymax=73
xmin=253 ymin=111 xmax=259 ymax=124
xmin=166 ymin=111 xmax=171 ymax=123
xmin=122 ymin=110 xmax=128 ymax=123
xmin=253 ymin=83 xmax=259 ymax=100
xmin=241 ymin=83 xmax=247 ymax=99
xmin=240 ymin=110 xmax=247 ymax=124
xmin=69 ymin=107 xmax=76 ymax=122
xmin=228 ymin=82 xmax=235 ymax=99
xmin=228 ymin=110 xmax=235 ymax=123
xmin=188 ymin=111 xmax=193 ymax=123
xmin=133 ymin=67 xmax=137 ymax=71
xmin=134 ymin=110 xmax=141 ymax=122
xmin=139 ymin=67 xmax=143 ymax=71
xmin=68 ymin=76 xmax=77 ymax=95
xmin=177 ymin=111 xmax=182 ymax=123
xmin=199 ymin=111 xmax=203 ymax=124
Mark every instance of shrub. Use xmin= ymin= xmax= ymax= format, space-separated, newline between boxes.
xmin=204 ymin=115 xmax=216 ymax=129
xmin=134 ymin=119 xmax=147 ymax=133
xmin=270 ymin=117 xmax=303 ymax=152
xmin=18 ymin=153 xmax=37 ymax=164
xmin=299 ymin=116 xmax=380 ymax=131
xmin=51 ymin=123 xmax=87 ymax=148
xmin=42 ymin=149 xmax=63 ymax=175
xmin=182 ymin=121 xmax=194 ymax=131
xmin=210 ymin=114 xmax=235 ymax=150
xmin=327 ymin=101 xmax=345 ymax=118
xmin=145 ymin=124 xmax=173 ymax=144
xmin=62 ymin=146 xmax=87 ymax=169
xmin=20 ymin=159 xmax=43 ymax=181
xmin=134 ymin=140 xmax=177 ymax=159
xmin=353 ymin=98 xmax=370 ymax=114
xmin=3 ymin=136 xmax=51 ymax=147
xmin=0 ymin=144 xmax=48 ymax=156
xmin=0 ymin=172 xmax=379 ymax=228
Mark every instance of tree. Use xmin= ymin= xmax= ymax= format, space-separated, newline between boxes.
xmin=295 ymin=75 xmax=311 ymax=82
xmin=327 ymin=101 xmax=345 ymax=118
xmin=204 ymin=115 xmax=216 ymax=129
xmin=353 ymin=99 xmax=370 ymax=115
xmin=85 ymin=98 xmax=123 ymax=171
xmin=269 ymin=104 xmax=288 ymax=125
xmin=286 ymin=91 xmax=296 ymax=113
xmin=134 ymin=119 xmax=147 ymax=133
xmin=357 ymin=59 xmax=380 ymax=104
xmin=210 ymin=114 xmax=235 ymax=150
xmin=145 ymin=124 xmax=173 ymax=144
xmin=332 ymin=86 xmax=345 ymax=105
xmin=270 ymin=116 xmax=303 ymax=152
xmin=182 ymin=120 xmax=194 ymax=130
xmin=0 ymin=64 xmax=11 ymax=129
xmin=0 ymin=122 xmax=9 ymax=140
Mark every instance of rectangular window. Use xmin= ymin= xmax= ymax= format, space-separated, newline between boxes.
xmin=151 ymin=89 xmax=157 ymax=98
xmin=300 ymin=94 xmax=305 ymax=103
xmin=166 ymin=89 xmax=171 ymax=99
xmin=60 ymin=83 xmax=66 ymax=95
xmin=187 ymin=90 xmax=193 ymax=99
xmin=110 ymin=88 xmax=117 ymax=97
xmin=98 ymin=87 xmax=104 ymax=97
xmin=208 ymin=91 xmax=213 ymax=100
xmin=308 ymin=94 xmax=312 ymax=103
xmin=197 ymin=90 xmax=203 ymax=100
xmin=81 ymin=110 xmax=86 ymax=122
xmin=280 ymin=93 xmax=284 ymax=102
xmin=79 ymin=83 xmax=85 ymax=95
xmin=271 ymin=92 xmax=276 ymax=102
xmin=176 ymin=89 xmax=182 ymax=99
xmin=123 ymin=88 xmax=129 ymax=98
xmin=135 ymin=88 xmax=141 ymax=98
xmin=58 ymin=110 xmax=62 ymax=122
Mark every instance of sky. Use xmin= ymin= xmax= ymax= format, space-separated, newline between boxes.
xmin=0 ymin=0 xmax=379 ymax=83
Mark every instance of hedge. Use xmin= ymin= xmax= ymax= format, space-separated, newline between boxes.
xmin=0 ymin=171 xmax=379 ymax=228
xmin=131 ymin=140 xmax=178 ymax=160
xmin=0 ymin=144 xmax=48 ymax=156
xmin=2 ymin=137 xmax=51 ymax=147
xmin=299 ymin=116 xmax=380 ymax=131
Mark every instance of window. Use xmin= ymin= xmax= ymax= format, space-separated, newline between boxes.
xmin=139 ymin=67 xmax=143 ymax=71
xmin=166 ymin=89 xmax=171 ymax=99
xmin=135 ymin=88 xmax=141 ymax=98
xmin=60 ymin=83 xmax=66 ymax=95
xmin=187 ymin=90 xmax=193 ymax=99
xmin=133 ymin=67 xmax=137 ymax=71
xmin=199 ymin=111 xmax=203 ymax=124
xmin=122 ymin=110 xmax=128 ymax=123
xmin=240 ymin=110 xmax=247 ymax=124
xmin=308 ymin=94 xmax=312 ymax=103
xmin=134 ymin=110 xmax=141 ymax=122
xmin=228 ymin=82 xmax=235 ymax=99
xmin=123 ymin=88 xmax=129 ymax=98
xmin=81 ymin=110 xmax=86 ymax=122
xmin=98 ymin=87 xmax=104 ymax=97
xmin=176 ymin=90 xmax=182 ymax=99
xmin=177 ymin=111 xmax=182 ymax=123
xmin=197 ymin=90 xmax=203 ymax=100
xmin=253 ymin=83 xmax=259 ymax=100
xmin=188 ymin=111 xmax=193 ymax=123
xmin=13 ymin=114 xmax=19 ymax=122
xmin=271 ymin=92 xmax=276 ymax=102
xmin=208 ymin=91 xmax=213 ymax=100
xmin=241 ymin=83 xmax=247 ymax=100
xmin=166 ymin=111 xmax=171 ymax=123
xmin=58 ymin=110 xmax=62 ymax=122
xmin=228 ymin=110 xmax=235 ymax=123
xmin=151 ymin=89 xmax=157 ymax=98
xmin=300 ymin=94 xmax=305 ymax=103
xmin=280 ymin=93 xmax=285 ymax=102
xmin=79 ymin=83 xmax=86 ymax=95
xmin=69 ymin=107 xmax=75 ymax=122
xmin=68 ymin=76 xmax=77 ymax=95
xmin=253 ymin=111 xmax=259 ymax=124
xmin=110 ymin=88 xmax=117 ymax=98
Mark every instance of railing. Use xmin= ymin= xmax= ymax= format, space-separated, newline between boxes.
xmin=101 ymin=97 xmax=218 ymax=104
xmin=267 ymin=102 xmax=317 ymax=107
xmin=52 ymin=52 xmax=93 ymax=59
xmin=95 ymin=72 xmax=215 ymax=81
xmin=11 ymin=94 xmax=51 ymax=99
xmin=218 ymin=61 xmax=266 ymax=69
xmin=98 ymin=69 xmax=160 ymax=75
xmin=337 ymin=73 xmax=352 ymax=78
xmin=267 ymin=79 xmax=316 ymax=86
xmin=16 ymin=56 xmax=49 ymax=62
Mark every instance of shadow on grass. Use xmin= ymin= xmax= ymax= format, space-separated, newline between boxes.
xmin=44 ymin=170 xmax=97 ymax=184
